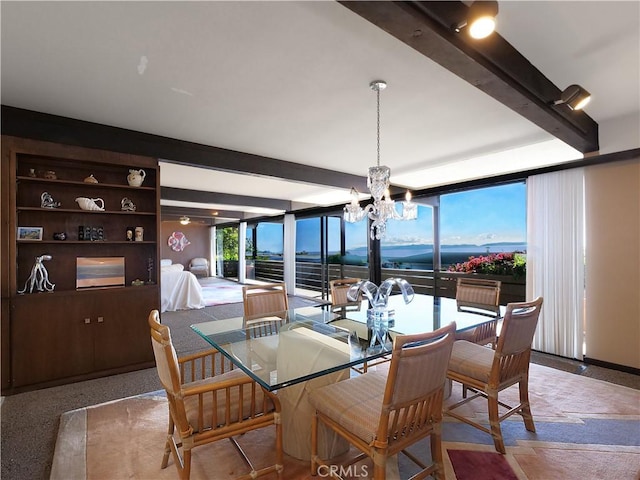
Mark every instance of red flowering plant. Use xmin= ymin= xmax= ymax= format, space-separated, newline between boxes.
xmin=448 ymin=252 xmax=526 ymax=278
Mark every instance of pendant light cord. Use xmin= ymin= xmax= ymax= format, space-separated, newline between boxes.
xmin=376 ymin=86 xmax=381 ymax=168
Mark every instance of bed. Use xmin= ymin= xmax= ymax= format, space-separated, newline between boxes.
xmin=160 ymin=261 xmax=206 ymax=312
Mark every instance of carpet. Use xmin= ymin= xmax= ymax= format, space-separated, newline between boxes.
xmin=201 ymin=283 xmax=244 ymax=306
xmin=51 ymin=364 xmax=640 ymax=480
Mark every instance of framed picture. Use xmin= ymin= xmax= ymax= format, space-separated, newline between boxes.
xmin=17 ymin=226 xmax=43 ymax=241
xmin=76 ymin=257 xmax=125 ymax=289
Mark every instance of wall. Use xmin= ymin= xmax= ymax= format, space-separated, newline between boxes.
xmin=160 ymin=221 xmax=211 ymax=272
xmin=584 ymin=157 xmax=640 ymax=369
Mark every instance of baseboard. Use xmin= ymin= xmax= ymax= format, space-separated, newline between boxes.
xmin=583 ymin=356 xmax=640 ymax=376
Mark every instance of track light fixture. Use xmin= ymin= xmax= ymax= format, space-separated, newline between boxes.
xmin=453 ymin=1 xmax=499 ymax=39
xmin=179 ymin=216 xmax=190 ymax=225
xmin=553 ymin=84 xmax=591 ymax=111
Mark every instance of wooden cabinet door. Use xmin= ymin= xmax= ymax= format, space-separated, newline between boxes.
xmin=92 ymin=287 xmax=156 ymax=371
xmin=11 ymin=294 xmax=94 ymax=387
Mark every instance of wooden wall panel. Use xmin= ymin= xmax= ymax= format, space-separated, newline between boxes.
xmin=585 ymin=157 xmax=640 ymax=369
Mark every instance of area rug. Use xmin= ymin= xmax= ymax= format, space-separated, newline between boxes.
xmin=201 ymin=283 xmax=244 ymax=306
xmin=51 ymin=364 xmax=640 ymax=480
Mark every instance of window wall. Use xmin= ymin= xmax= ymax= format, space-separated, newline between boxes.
xmin=440 ymin=182 xmax=527 ymax=268
xmin=380 ymin=204 xmax=434 ymax=270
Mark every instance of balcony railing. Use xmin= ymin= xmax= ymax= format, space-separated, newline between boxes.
xmin=249 ymin=260 xmax=525 ymax=305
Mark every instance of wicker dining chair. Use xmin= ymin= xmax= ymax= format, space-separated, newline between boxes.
xmin=455 ymin=277 xmax=502 ymax=348
xmin=329 ymin=277 xmax=362 ymax=315
xmin=445 ymin=297 xmax=543 ymax=454
xmin=242 ymin=282 xmax=289 ymax=322
xmin=148 ymin=310 xmax=283 ymax=480
xmin=309 ymin=322 xmax=456 ymax=480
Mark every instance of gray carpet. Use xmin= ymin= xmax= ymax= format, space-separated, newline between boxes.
xmin=1 ymin=292 xmax=638 ymax=480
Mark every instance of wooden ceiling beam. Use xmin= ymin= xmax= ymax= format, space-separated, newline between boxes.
xmin=1 ymin=106 xmax=368 ymax=192
xmin=161 ymin=186 xmax=292 ymax=211
xmin=338 ymin=0 xmax=599 ymax=153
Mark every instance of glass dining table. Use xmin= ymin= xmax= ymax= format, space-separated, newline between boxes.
xmin=190 ymin=294 xmax=501 ymax=392
xmin=190 ymin=294 xmax=502 ymax=461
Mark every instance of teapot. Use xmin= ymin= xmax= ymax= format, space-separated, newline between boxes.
xmin=76 ymin=197 xmax=105 ymax=211
xmin=127 ymin=169 xmax=146 ymax=187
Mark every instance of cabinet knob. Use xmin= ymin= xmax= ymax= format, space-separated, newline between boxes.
xmin=97 ymin=316 xmax=104 ymax=323
xmin=84 ymin=318 xmax=91 ymax=324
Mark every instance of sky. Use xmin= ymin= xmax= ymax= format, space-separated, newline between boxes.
xmin=256 ymin=182 xmax=527 ymax=253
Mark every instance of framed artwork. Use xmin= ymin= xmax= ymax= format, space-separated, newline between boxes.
xmin=168 ymin=231 xmax=191 ymax=252
xmin=17 ymin=226 xmax=43 ymax=241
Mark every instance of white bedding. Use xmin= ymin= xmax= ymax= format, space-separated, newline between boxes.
xmin=161 ymin=264 xmax=206 ymax=312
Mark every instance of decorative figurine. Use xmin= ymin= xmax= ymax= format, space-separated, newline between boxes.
xmin=28 ymin=168 xmax=36 ymax=177
xmin=84 ymin=174 xmax=98 ymax=184
xmin=53 ymin=232 xmax=67 ymax=241
xmin=41 ymin=192 xmax=61 ymax=209
xmin=75 ymin=197 xmax=105 ymax=211
xmin=120 ymin=197 xmax=136 ymax=211
xmin=43 ymin=170 xmax=57 ymax=180
xmin=18 ymin=254 xmax=55 ymax=294
xmin=147 ymin=257 xmax=155 ymax=284
xmin=126 ymin=227 xmax=135 ymax=241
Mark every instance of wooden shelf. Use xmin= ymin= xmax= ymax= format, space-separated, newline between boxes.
xmin=2 ymin=136 xmax=161 ymax=392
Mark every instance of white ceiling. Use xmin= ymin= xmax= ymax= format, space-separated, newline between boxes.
xmin=2 ymin=1 xmax=639 ymax=221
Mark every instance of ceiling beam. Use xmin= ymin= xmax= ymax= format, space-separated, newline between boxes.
xmin=160 ymin=205 xmax=245 ymax=222
xmin=338 ymin=0 xmax=599 ymax=153
xmin=161 ymin=186 xmax=292 ymax=211
xmin=1 ymin=105 xmax=368 ymax=191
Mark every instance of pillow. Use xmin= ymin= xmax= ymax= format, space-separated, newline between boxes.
xmin=161 ymin=263 xmax=184 ymax=273
xmin=160 ymin=259 xmax=173 ymax=267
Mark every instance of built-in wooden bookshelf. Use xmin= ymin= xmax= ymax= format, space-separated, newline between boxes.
xmin=1 ymin=136 xmax=160 ymax=392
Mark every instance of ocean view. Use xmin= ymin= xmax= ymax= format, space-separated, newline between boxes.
xmin=261 ymin=242 xmax=527 ymax=269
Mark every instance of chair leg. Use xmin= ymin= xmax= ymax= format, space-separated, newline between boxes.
xmin=373 ymin=451 xmax=386 ymax=480
xmin=519 ymin=379 xmax=536 ymax=432
xmin=181 ymin=449 xmax=192 ymax=480
xmin=430 ymin=426 xmax=444 ymax=480
xmin=487 ymin=392 xmax=506 ymax=454
xmin=275 ymin=414 xmax=284 ymax=479
xmin=162 ymin=415 xmax=174 ymax=468
xmin=311 ymin=412 xmax=319 ymax=476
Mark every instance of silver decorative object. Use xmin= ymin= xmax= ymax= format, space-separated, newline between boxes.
xmin=348 ymin=278 xmax=414 ymax=350
xmin=18 ymin=254 xmax=55 ymax=294
xmin=121 ymin=197 xmax=136 ymax=211
xmin=41 ymin=192 xmax=61 ymax=208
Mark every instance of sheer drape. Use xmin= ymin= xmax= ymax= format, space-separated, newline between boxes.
xmin=284 ymin=214 xmax=296 ymax=294
xmin=526 ymin=168 xmax=585 ymax=359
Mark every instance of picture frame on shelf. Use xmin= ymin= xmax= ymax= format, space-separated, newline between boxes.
xmin=17 ymin=226 xmax=43 ymax=241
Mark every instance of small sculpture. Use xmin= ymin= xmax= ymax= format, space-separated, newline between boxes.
xmin=75 ymin=197 xmax=105 ymax=211
xmin=43 ymin=170 xmax=57 ymax=180
xmin=120 ymin=197 xmax=136 ymax=211
xmin=18 ymin=254 xmax=55 ymax=294
xmin=53 ymin=232 xmax=67 ymax=241
xmin=127 ymin=169 xmax=146 ymax=187
xmin=41 ymin=192 xmax=61 ymax=209
xmin=84 ymin=174 xmax=98 ymax=184
xmin=348 ymin=278 xmax=414 ymax=350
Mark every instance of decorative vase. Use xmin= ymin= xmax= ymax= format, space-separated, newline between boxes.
xmin=127 ymin=169 xmax=146 ymax=187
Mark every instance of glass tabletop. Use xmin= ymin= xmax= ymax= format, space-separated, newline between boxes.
xmin=190 ymin=294 xmax=501 ymax=391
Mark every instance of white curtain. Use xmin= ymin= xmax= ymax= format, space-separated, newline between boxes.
xmin=238 ymin=222 xmax=247 ymax=283
xmin=283 ymin=214 xmax=296 ymax=294
xmin=526 ymin=168 xmax=585 ymax=359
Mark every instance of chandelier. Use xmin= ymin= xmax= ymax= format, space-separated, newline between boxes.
xmin=344 ymin=80 xmax=417 ymax=240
